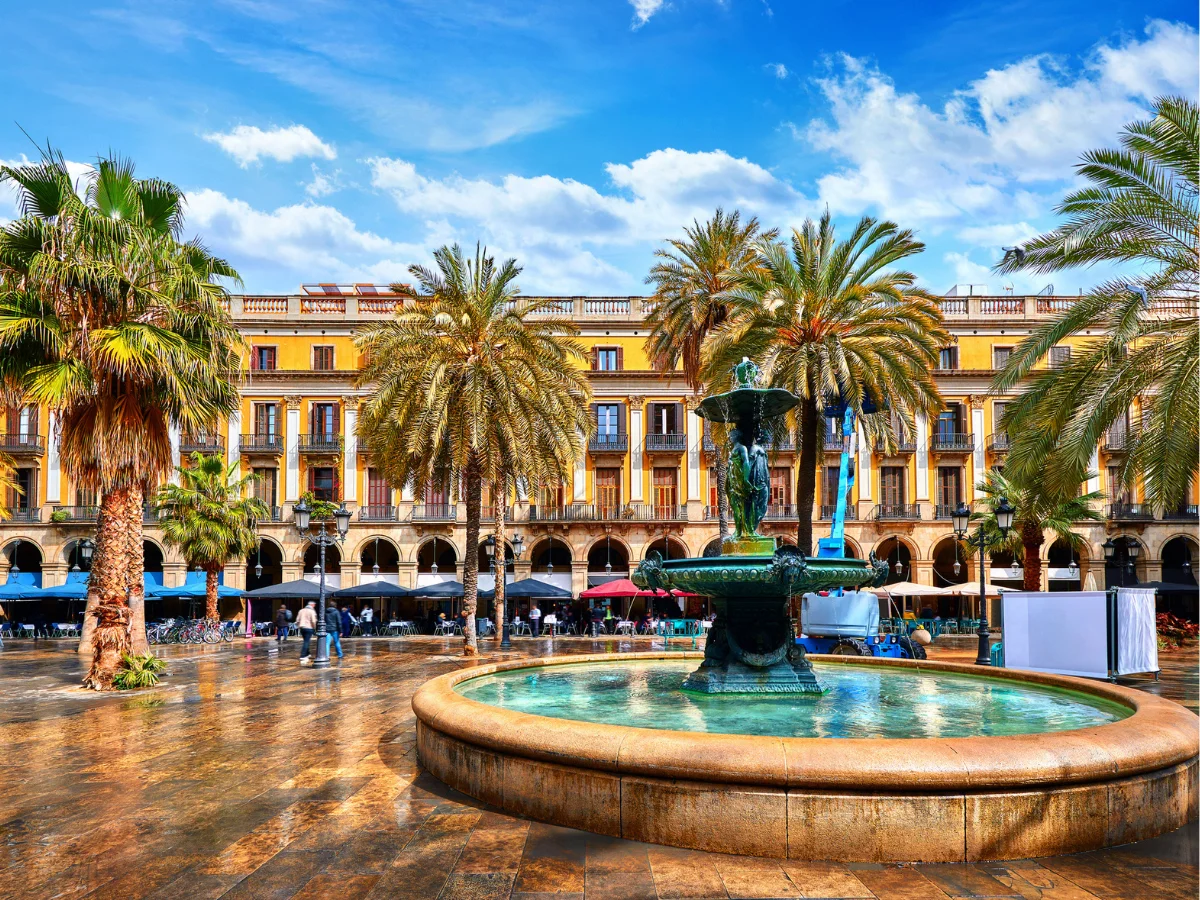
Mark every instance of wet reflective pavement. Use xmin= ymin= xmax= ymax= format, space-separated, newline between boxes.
xmin=0 ymin=635 xmax=1195 ymax=899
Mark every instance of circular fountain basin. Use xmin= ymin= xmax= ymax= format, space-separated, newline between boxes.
xmin=412 ymin=653 xmax=1198 ymax=862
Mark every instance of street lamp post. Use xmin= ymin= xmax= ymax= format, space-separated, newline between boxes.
xmin=953 ymin=496 xmax=1015 ymax=666
xmin=499 ymin=532 xmax=524 ymax=650
xmin=293 ymin=498 xmax=351 ymax=670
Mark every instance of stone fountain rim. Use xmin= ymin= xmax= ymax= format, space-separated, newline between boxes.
xmin=412 ymin=651 xmax=1199 ymax=791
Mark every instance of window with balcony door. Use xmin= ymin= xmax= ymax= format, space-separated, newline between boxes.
xmin=593 ymin=403 xmax=624 ymax=449
xmin=595 ymin=468 xmax=621 ymax=516
xmin=9 ymin=468 xmax=35 ymax=511
xmin=1108 ymin=467 xmax=1132 ymax=506
xmin=880 ymin=467 xmax=905 ymax=511
xmin=708 ymin=467 xmax=718 ymax=510
xmin=253 ymin=468 xmax=277 ymax=509
xmin=254 ymin=403 xmax=278 ymax=436
xmin=939 ymin=346 xmax=959 ymax=370
xmin=251 ymin=346 xmax=277 ymax=371
xmin=822 ymin=466 xmax=839 ymax=510
xmin=308 ymin=466 xmax=337 ymax=501
xmin=424 ymin=483 xmax=449 ymax=508
xmin=5 ymin=405 xmax=38 ymax=444
xmin=652 ymin=468 xmax=678 ymax=517
xmin=593 ymin=347 xmax=622 ymax=371
xmin=75 ymin=487 xmax=97 ymax=508
xmin=537 ymin=483 xmax=565 ymax=512
xmin=936 ymin=404 xmax=964 ymax=440
xmin=649 ymin=403 xmax=681 ymax=434
xmin=367 ymin=468 xmax=391 ymax=511
xmin=992 ymin=346 xmax=1012 ymax=369
xmin=1049 ymin=345 xmax=1071 ymax=368
xmin=310 ymin=403 xmax=337 ymax=437
xmin=936 ymin=467 xmax=962 ymax=517
xmin=312 ymin=345 xmax=335 ymax=371
xmin=771 ymin=467 xmax=792 ymax=509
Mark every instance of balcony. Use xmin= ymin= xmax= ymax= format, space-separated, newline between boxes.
xmin=588 ymin=433 xmax=629 ymax=454
xmin=874 ymin=503 xmax=922 ymax=521
xmin=51 ymin=506 xmax=98 ymax=523
xmin=822 ymin=434 xmax=845 ymax=455
xmin=356 ymin=437 xmax=373 ymax=455
xmin=9 ymin=507 xmax=40 ymax=522
xmin=412 ymin=503 xmax=456 ymax=522
xmin=359 ymin=505 xmax=397 ymax=522
xmin=180 ymin=434 xmax=225 ymax=455
xmin=875 ymin=439 xmax=917 ymax=455
xmin=626 ymin=503 xmax=686 ymax=521
xmin=987 ymin=432 xmax=1010 ymax=453
xmin=935 ymin=503 xmax=967 ymax=520
xmin=240 ymin=433 xmax=284 ymax=455
xmin=0 ymin=434 xmax=45 ymax=457
xmin=930 ymin=432 xmax=974 ymax=454
xmin=298 ymin=433 xmax=344 ymax=455
xmin=1163 ymin=505 xmax=1199 ymax=521
xmin=645 ymin=433 xmax=686 ymax=454
xmin=1108 ymin=503 xmax=1153 ymax=521
xmin=143 ymin=504 xmax=161 ymax=524
xmin=262 ymin=506 xmax=283 ymax=522
xmin=481 ymin=506 xmax=517 ymax=522
xmin=1103 ymin=431 xmax=1129 ymax=453
xmin=764 ymin=504 xmax=796 ymax=520
xmin=818 ymin=505 xmax=857 ymax=520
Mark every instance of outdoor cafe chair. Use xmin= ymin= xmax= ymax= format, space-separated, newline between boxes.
xmin=17 ymin=624 xmax=35 ymax=638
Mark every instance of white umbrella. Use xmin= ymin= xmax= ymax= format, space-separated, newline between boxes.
xmin=868 ymin=582 xmax=947 ymax=597
xmin=1084 ymin=571 xmax=1098 ymax=591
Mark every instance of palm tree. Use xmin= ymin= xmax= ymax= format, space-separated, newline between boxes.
xmin=971 ymin=469 xmax=1104 ymax=592
xmin=994 ymin=97 xmax=1198 ymax=511
xmin=356 ymin=244 xmax=593 ymax=655
xmin=644 ymin=209 xmax=776 ymax=539
xmin=156 ymin=452 xmax=267 ymax=622
xmin=706 ymin=212 xmax=947 ymax=554
xmin=0 ymin=149 xmax=243 ymax=689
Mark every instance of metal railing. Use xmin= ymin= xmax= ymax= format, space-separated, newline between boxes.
xmin=626 ymin=503 xmax=686 ymax=521
xmin=263 ymin=506 xmax=283 ymax=522
xmin=645 ymin=433 xmax=686 ymax=452
xmin=1108 ymin=503 xmax=1153 ymax=521
xmin=874 ymin=503 xmax=922 ymax=521
xmin=875 ymin=439 xmax=917 ymax=454
xmin=588 ymin=433 xmax=628 ymax=452
xmin=356 ymin=437 xmax=373 ymax=454
xmin=480 ymin=506 xmax=517 ymax=522
xmin=0 ymin=434 xmax=45 ymax=455
xmin=143 ymin=504 xmax=161 ymax=524
xmin=180 ymin=435 xmax=225 ymax=454
xmin=930 ymin=432 xmax=974 ymax=452
xmin=9 ymin=507 xmax=40 ymax=522
xmin=52 ymin=506 xmax=99 ymax=522
xmin=987 ymin=432 xmax=1010 ymax=452
xmin=818 ymin=505 xmax=857 ymax=520
xmin=1163 ymin=505 xmax=1199 ymax=520
xmin=359 ymin=505 xmax=397 ymax=522
xmin=412 ymin=503 xmax=456 ymax=521
xmin=764 ymin=504 xmax=796 ymax=520
xmin=935 ymin=503 xmax=967 ymax=520
xmin=240 ymin=433 xmax=284 ymax=454
xmin=298 ymin=433 xmax=344 ymax=454
xmin=1103 ymin=431 xmax=1129 ymax=452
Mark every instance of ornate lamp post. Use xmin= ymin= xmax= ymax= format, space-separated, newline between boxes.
xmin=953 ymin=496 xmax=1015 ymax=666
xmin=499 ymin=532 xmax=524 ymax=650
xmin=293 ymin=498 xmax=351 ymax=669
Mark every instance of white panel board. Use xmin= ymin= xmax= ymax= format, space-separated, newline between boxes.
xmin=1115 ymin=588 xmax=1158 ymax=676
xmin=1002 ymin=591 xmax=1109 ymax=678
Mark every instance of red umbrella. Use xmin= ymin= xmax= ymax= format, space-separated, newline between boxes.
xmin=580 ymin=578 xmax=656 ymax=599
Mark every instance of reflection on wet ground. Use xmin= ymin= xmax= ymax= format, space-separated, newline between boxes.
xmin=0 ymin=635 xmax=1195 ymax=899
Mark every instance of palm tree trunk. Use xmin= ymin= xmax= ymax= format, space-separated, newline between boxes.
xmin=493 ymin=477 xmax=507 ymax=645
xmin=795 ymin=397 xmax=820 ymax=555
xmin=126 ymin=484 xmax=149 ymax=655
xmin=205 ymin=565 xmax=220 ymax=621
xmin=714 ymin=448 xmax=730 ymax=541
xmin=83 ymin=485 xmax=137 ymax=690
xmin=461 ymin=458 xmax=481 ymax=657
xmin=1021 ymin=523 xmax=1044 ymax=592
xmin=77 ymin=497 xmax=111 ymax=657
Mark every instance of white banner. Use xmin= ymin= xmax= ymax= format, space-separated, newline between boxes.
xmin=1002 ymin=591 xmax=1109 ymax=678
xmin=1115 ymin=588 xmax=1158 ymax=676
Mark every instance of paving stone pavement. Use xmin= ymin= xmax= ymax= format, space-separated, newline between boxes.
xmin=0 ymin=634 xmax=1195 ymax=899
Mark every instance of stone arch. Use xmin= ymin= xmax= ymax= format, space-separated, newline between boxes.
xmin=643 ymin=536 xmax=687 ymax=561
xmin=1156 ymin=532 xmax=1199 ymax=562
xmin=416 ymin=536 xmax=458 ymax=573
xmin=874 ymin=536 xmax=914 ymax=585
xmin=701 ymin=536 xmax=724 ymax=558
xmin=2 ymin=537 xmax=43 ymax=574
xmin=143 ymin=540 xmax=165 ymax=573
xmin=1104 ymin=534 xmax=1147 ymax=588
xmin=586 ymin=536 xmax=630 ymax=575
xmin=930 ymin=536 xmax=969 ymax=589
xmin=529 ymin=536 xmax=572 ymax=573
xmin=359 ymin=536 xmax=401 ymax=574
xmin=247 ymin=536 xmax=285 ymax=591
xmin=842 ymin=536 xmax=862 ymax=559
xmin=303 ymin=541 xmax=342 ymax=574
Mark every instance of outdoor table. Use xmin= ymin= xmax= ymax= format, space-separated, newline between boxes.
xmin=384 ymin=621 xmax=403 ymax=636
xmin=615 ymin=620 xmax=634 ymax=635
xmin=18 ymin=624 xmax=35 ymax=638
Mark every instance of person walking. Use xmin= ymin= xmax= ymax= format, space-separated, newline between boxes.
xmin=340 ymin=605 xmax=352 ymax=638
xmin=529 ymin=603 xmax=542 ymax=637
xmin=360 ymin=605 xmax=374 ymax=636
xmin=325 ymin=601 xmax=344 ymax=659
xmin=296 ymin=601 xmax=317 ymax=663
xmin=274 ymin=605 xmax=290 ymax=646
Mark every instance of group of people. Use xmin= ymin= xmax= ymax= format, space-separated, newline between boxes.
xmin=273 ymin=601 xmax=378 ymax=663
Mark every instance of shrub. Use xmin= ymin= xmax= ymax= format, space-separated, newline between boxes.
xmin=49 ymin=509 xmax=72 ymax=523
xmin=112 ymin=652 xmax=169 ymax=690
xmin=1156 ymin=613 xmax=1199 ymax=651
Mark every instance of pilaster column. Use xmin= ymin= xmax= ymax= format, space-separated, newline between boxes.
xmin=168 ymin=424 xmax=181 ymax=485
xmin=914 ymin=413 xmax=930 ymax=502
xmin=227 ymin=408 xmax=242 ymax=470
xmin=573 ymin=430 xmax=586 ymax=502
xmin=629 ymin=396 xmax=644 ymax=502
xmin=856 ymin=422 xmax=872 ymax=502
xmin=969 ymin=395 xmax=986 ymax=494
xmin=284 ymin=395 xmax=302 ymax=502
xmin=343 ymin=398 xmax=358 ymax=504
xmin=571 ymin=560 xmax=588 ymax=598
xmin=46 ymin=411 xmax=61 ymax=504
xmin=685 ymin=396 xmax=701 ymax=502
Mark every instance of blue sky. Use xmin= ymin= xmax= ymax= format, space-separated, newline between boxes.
xmin=1 ymin=0 xmax=1196 ymax=295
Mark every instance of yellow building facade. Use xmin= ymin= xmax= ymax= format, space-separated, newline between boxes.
xmin=1 ymin=286 xmax=1196 ymax=621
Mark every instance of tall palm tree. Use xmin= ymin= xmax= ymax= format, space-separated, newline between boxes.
xmin=994 ymin=97 xmax=1198 ymax=511
xmin=356 ymin=244 xmax=593 ymax=655
xmin=156 ymin=452 xmax=267 ymax=622
xmin=644 ymin=209 xmax=776 ymax=539
xmin=706 ymin=212 xmax=946 ymax=554
xmin=0 ymin=149 xmax=243 ymax=689
xmin=971 ymin=469 xmax=1104 ymax=592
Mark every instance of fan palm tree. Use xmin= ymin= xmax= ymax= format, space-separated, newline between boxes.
xmin=0 ymin=149 xmax=243 ymax=689
xmin=705 ymin=212 xmax=947 ymax=554
xmin=356 ymin=243 xmax=593 ymax=655
xmin=994 ymin=96 xmax=1198 ymax=511
xmin=970 ymin=469 xmax=1104 ymax=592
xmin=644 ymin=209 xmax=776 ymax=539
xmin=156 ymin=452 xmax=267 ymax=622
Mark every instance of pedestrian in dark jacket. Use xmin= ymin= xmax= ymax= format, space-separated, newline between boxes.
xmin=274 ymin=606 xmax=290 ymax=643
xmin=340 ymin=605 xmax=352 ymax=637
xmin=325 ymin=601 xmax=344 ymax=659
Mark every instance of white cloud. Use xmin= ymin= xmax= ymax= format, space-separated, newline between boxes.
xmin=202 ymin=124 xmax=336 ymax=167
xmin=766 ymin=63 xmax=788 ymax=79
xmin=303 ymin=165 xmax=342 ymax=198
xmin=957 ymin=222 xmax=1039 ymax=247
xmin=630 ymin=0 xmax=665 ymax=27
xmin=805 ymin=20 xmax=1198 ymax=229
xmin=0 ymin=156 xmax=97 ymax=224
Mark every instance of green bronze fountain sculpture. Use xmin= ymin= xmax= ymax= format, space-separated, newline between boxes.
xmin=634 ymin=358 xmax=888 ymax=693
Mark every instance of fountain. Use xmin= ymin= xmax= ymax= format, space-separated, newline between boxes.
xmin=633 ymin=357 xmax=886 ymax=694
xmin=410 ymin=361 xmax=1198 ymax=862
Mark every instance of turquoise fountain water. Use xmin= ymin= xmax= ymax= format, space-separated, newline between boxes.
xmin=455 ymin=660 xmax=1129 ymax=739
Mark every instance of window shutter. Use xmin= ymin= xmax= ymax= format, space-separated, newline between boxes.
xmin=333 ymin=467 xmax=341 ymax=500
xmin=673 ymin=402 xmax=684 ymax=434
xmin=616 ymin=347 xmax=624 ymax=370
xmin=307 ymin=466 xmax=315 ymax=494
xmin=5 ymin=407 xmax=14 ymax=433
xmin=618 ymin=404 xmax=626 ymax=434
xmin=307 ymin=404 xmax=314 ymax=436
xmin=590 ymin=347 xmax=598 ymax=370
xmin=250 ymin=348 xmax=259 ymax=371
xmin=333 ymin=401 xmax=341 ymax=434
xmin=590 ymin=402 xmax=598 ymax=426
xmin=29 ymin=407 xmax=38 ymax=436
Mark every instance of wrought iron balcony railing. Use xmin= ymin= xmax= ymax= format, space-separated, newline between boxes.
xmin=626 ymin=503 xmax=686 ymax=521
xmin=1103 ymin=431 xmax=1129 ymax=452
xmin=1108 ymin=503 xmax=1153 ymax=521
xmin=930 ymin=432 xmax=974 ymax=453
xmin=935 ymin=503 xmax=968 ymax=520
xmin=180 ymin=434 xmax=225 ymax=455
xmin=1163 ymin=505 xmax=1199 ymax=521
xmin=987 ymin=432 xmax=1010 ymax=453
xmin=298 ymin=433 xmax=344 ymax=454
xmin=240 ymin=433 xmax=284 ymax=454
xmin=819 ymin=505 xmax=857 ymax=520
xmin=359 ymin=505 xmax=397 ymax=522
xmin=412 ymin=503 xmax=456 ymax=521
xmin=0 ymin=434 xmax=45 ymax=456
xmin=644 ymin=433 xmax=686 ymax=453
xmin=875 ymin=439 xmax=917 ymax=454
xmin=874 ymin=503 xmax=922 ymax=521
xmin=764 ymin=504 xmax=796 ymax=520
xmin=9 ymin=507 xmax=41 ymax=522
xmin=480 ymin=506 xmax=517 ymax=522
xmin=52 ymin=506 xmax=99 ymax=523
xmin=143 ymin=504 xmax=162 ymax=524
xmin=588 ymin=433 xmax=629 ymax=453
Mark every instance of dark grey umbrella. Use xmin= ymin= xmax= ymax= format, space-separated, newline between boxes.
xmin=409 ymin=580 xmax=465 ymax=598
xmin=242 ymin=579 xmax=325 ymax=600
xmin=482 ymin=578 xmax=572 ymax=600
xmin=333 ymin=580 xmax=410 ymax=600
